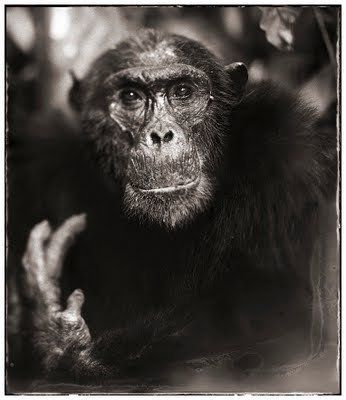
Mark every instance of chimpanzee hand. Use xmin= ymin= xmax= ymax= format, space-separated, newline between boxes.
xmin=21 ymin=214 xmax=108 ymax=378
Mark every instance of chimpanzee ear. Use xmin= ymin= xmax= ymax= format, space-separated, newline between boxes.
xmin=225 ymin=62 xmax=248 ymax=101
xmin=68 ymin=70 xmax=84 ymax=112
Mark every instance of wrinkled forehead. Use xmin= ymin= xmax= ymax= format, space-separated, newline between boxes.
xmin=136 ymin=40 xmax=178 ymax=65
xmin=114 ymin=37 xmax=180 ymax=68
xmin=104 ymin=63 xmax=210 ymax=88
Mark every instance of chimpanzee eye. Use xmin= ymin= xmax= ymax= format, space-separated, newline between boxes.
xmin=171 ymin=83 xmax=194 ymax=100
xmin=119 ymin=88 xmax=144 ymax=106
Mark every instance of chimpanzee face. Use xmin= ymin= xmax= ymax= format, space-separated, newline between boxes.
xmin=103 ymin=63 xmax=213 ymax=227
xmin=70 ymin=31 xmax=247 ymax=228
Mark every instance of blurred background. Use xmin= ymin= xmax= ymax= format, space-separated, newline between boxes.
xmin=6 ymin=6 xmax=339 ymax=138
xmin=6 ymin=6 xmax=340 ymax=393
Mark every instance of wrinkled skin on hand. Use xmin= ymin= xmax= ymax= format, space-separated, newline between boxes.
xmin=21 ymin=214 xmax=109 ymax=378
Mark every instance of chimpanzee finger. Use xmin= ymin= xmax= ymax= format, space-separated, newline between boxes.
xmin=46 ymin=214 xmax=87 ymax=279
xmin=65 ymin=289 xmax=85 ymax=318
xmin=22 ymin=220 xmax=52 ymax=274
xmin=59 ymin=289 xmax=91 ymax=345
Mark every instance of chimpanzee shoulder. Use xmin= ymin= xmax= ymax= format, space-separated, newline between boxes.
xmin=222 ymin=80 xmax=336 ymax=203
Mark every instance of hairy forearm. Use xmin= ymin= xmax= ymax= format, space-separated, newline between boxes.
xmin=21 ymin=215 xmax=111 ymax=380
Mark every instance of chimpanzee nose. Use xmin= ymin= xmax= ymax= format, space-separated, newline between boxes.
xmin=150 ymin=130 xmax=174 ymax=145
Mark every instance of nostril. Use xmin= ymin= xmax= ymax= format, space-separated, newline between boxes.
xmin=163 ymin=131 xmax=174 ymax=143
xmin=150 ymin=132 xmax=161 ymax=145
xmin=126 ymin=130 xmax=135 ymax=146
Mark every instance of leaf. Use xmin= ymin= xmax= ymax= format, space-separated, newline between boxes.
xmin=259 ymin=7 xmax=300 ymax=51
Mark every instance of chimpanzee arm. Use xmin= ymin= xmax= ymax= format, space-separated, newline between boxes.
xmin=21 ymin=215 xmax=111 ymax=380
xmin=21 ymin=216 xmax=195 ymax=381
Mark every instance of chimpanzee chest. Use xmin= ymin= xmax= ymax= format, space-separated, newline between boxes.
xmin=60 ymin=213 xmax=206 ymax=335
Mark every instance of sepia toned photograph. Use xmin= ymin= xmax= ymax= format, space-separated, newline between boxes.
xmin=6 ymin=5 xmax=340 ymax=394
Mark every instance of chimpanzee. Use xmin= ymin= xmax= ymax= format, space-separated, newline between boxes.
xmin=8 ymin=29 xmax=336 ymax=387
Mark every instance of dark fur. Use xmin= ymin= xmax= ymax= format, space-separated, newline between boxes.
xmin=8 ymin=30 xmax=336 ymax=386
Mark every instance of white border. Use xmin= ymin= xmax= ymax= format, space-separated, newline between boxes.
xmin=1 ymin=2 xmax=342 ymax=398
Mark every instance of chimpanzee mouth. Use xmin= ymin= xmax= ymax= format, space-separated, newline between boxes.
xmin=135 ymin=176 xmax=200 ymax=194
xmin=128 ymin=150 xmax=202 ymax=196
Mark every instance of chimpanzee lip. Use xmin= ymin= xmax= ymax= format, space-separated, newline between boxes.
xmin=132 ymin=176 xmax=200 ymax=194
